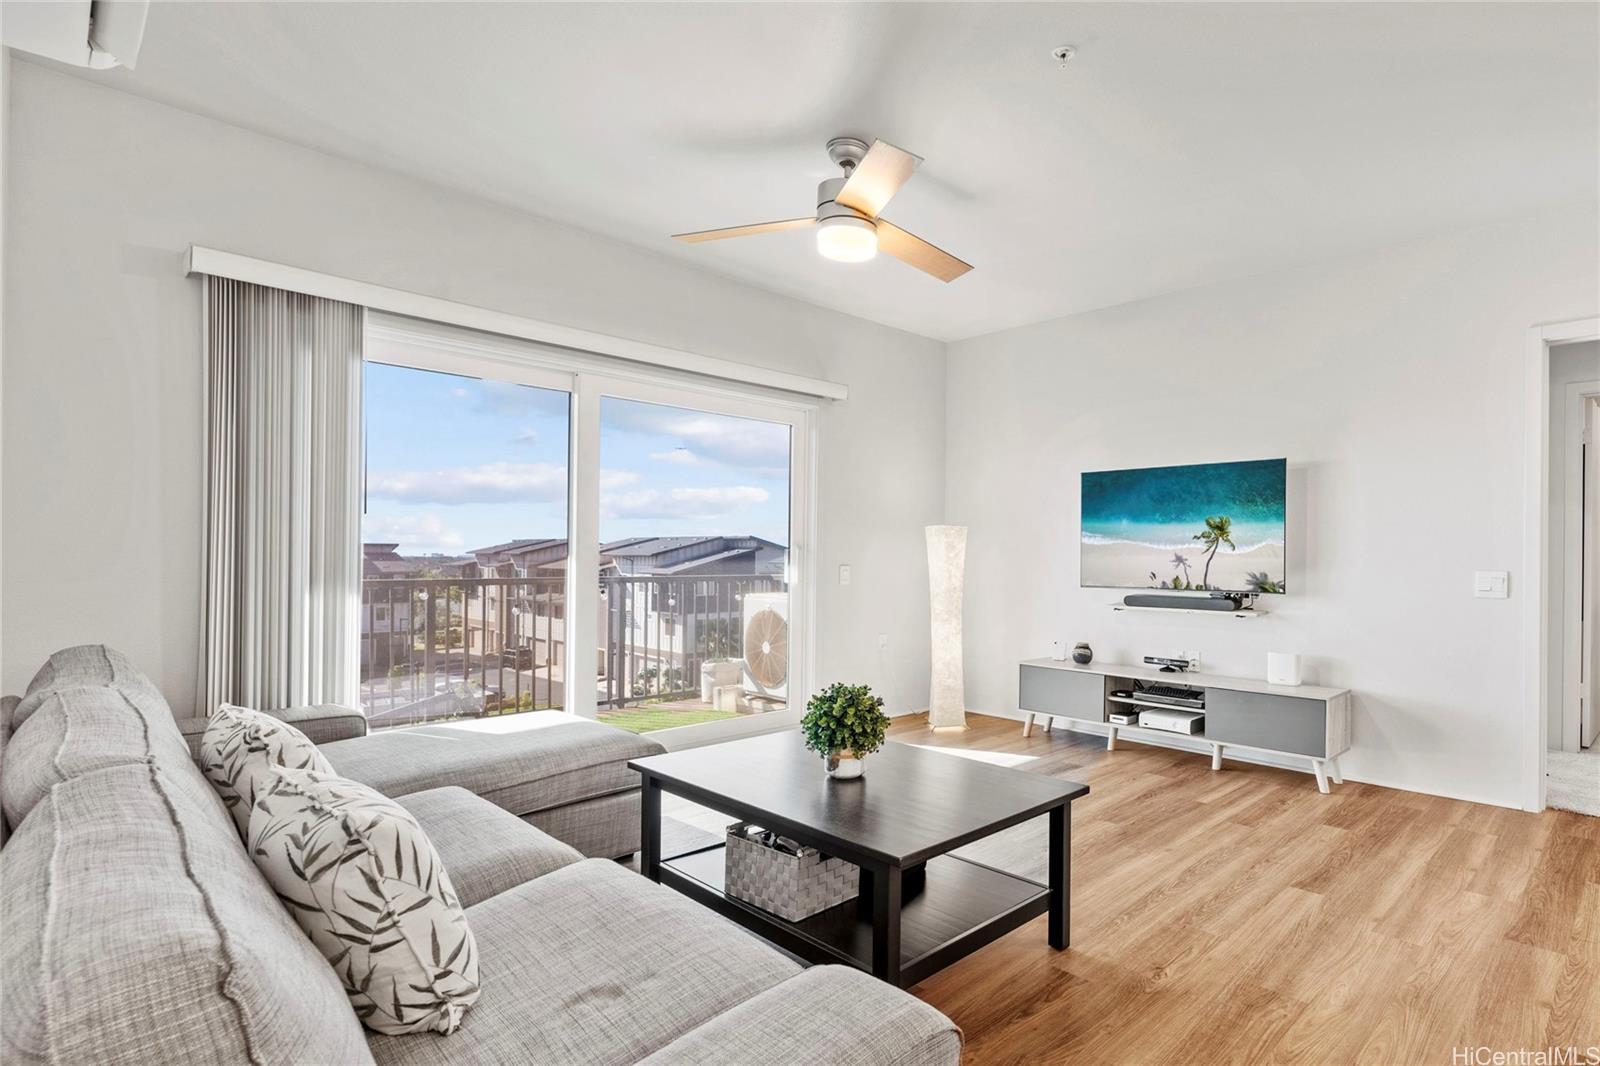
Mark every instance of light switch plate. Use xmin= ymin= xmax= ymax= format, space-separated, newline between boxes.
xmin=838 ymin=564 xmax=852 ymax=586
xmin=1473 ymin=570 xmax=1509 ymax=598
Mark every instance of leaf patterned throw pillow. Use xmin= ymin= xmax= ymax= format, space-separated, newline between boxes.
xmin=248 ymin=766 xmax=480 ymax=1035
xmin=202 ymin=702 xmax=336 ymax=839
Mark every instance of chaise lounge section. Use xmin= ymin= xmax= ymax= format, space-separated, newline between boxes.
xmin=167 ymin=680 xmax=666 ymax=859
xmin=0 ymin=646 xmax=961 ymax=1065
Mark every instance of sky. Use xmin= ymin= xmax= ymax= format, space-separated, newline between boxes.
xmin=362 ymin=361 xmax=791 ymax=556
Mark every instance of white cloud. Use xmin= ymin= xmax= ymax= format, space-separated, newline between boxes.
xmin=369 ymin=463 xmax=639 ymax=504
xmin=469 ymin=379 xmax=568 ymax=418
xmin=363 ymin=513 xmax=465 ymax=554
xmin=369 ymin=462 xmax=568 ymax=504
xmin=605 ymin=403 xmax=789 ymax=473
xmin=602 ymin=486 xmax=769 ymax=521
xmin=514 ymin=427 xmax=538 ymax=445
xmin=650 ymin=448 xmax=701 ymax=466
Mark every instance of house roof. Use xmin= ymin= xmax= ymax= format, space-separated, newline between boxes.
xmin=471 ymin=538 xmax=562 ymax=556
xmin=605 ymin=535 xmax=785 ymax=559
xmin=651 ymin=548 xmax=761 ymax=574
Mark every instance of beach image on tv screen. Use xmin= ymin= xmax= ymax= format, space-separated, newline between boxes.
xmin=1081 ymin=458 xmax=1286 ymax=594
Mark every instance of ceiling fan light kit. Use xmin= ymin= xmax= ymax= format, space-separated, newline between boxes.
xmin=816 ymin=215 xmax=878 ymax=263
xmin=671 ymin=136 xmax=973 ymax=282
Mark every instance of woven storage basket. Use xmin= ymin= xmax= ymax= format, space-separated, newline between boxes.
xmin=724 ymin=823 xmax=859 ymax=921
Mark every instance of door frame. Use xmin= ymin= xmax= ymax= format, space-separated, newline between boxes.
xmin=1559 ymin=381 xmax=1600 ymax=752
xmin=363 ymin=315 xmax=820 ymax=749
xmin=1521 ymin=316 xmax=1600 ymax=811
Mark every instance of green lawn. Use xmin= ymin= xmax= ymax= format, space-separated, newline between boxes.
xmin=597 ymin=705 xmax=740 ymax=734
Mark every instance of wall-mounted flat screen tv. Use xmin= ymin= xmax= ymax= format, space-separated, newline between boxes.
xmin=1081 ymin=458 xmax=1286 ymax=595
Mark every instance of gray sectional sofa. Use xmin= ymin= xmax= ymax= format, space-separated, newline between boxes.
xmin=0 ymin=646 xmax=961 ymax=1065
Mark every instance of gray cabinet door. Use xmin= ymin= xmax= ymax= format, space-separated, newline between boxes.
xmin=1018 ymin=666 xmax=1104 ymax=722
xmin=1205 ymin=689 xmax=1326 ymax=757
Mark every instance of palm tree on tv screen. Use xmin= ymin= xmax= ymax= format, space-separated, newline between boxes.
xmin=1193 ymin=516 xmax=1236 ymax=590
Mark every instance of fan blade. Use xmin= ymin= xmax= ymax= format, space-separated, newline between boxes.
xmin=875 ymin=218 xmax=973 ymax=282
xmin=834 ymin=140 xmax=922 ymax=219
xmin=671 ymin=218 xmax=815 ymax=243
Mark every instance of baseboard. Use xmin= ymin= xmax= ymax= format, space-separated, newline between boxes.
xmin=990 ymin=709 xmax=1525 ymax=811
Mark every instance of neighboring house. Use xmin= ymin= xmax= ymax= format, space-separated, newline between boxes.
xmin=359 ymin=536 xmax=788 ymax=717
xmin=602 ymin=536 xmax=786 ymax=578
xmin=360 ymin=544 xmax=470 ymax=673
xmin=462 ymin=539 xmax=570 ymax=667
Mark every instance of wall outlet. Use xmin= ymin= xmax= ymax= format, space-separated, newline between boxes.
xmin=838 ymin=564 xmax=852 ymax=586
xmin=877 ymin=633 xmax=889 ymax=652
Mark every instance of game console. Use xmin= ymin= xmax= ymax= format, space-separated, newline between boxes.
xmin=1137 ymin=707 xmax=1205 ymax=735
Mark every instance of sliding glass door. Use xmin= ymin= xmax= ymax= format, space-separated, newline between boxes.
xmin=360 ymin=330 xmax=573 ymax=730
xmin=593 ymin=394 xmax=794 ymax=735
xmin=360 ymin=317 xmax=812 ymax=743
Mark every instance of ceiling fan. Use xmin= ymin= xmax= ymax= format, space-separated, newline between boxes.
xmin=671 ymin=137 xmax=973 ymax=283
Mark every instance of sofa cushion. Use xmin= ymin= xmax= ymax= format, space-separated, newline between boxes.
xmin=267 ymin=702 xmax=369 ymax=744
xmin=202 ymin=702 xmax=334 ymax=838
xmin=0 ymin=761 xmax=373 ymax=1066
xmin=249 ymin=767 xmax=481 ymax=1036
xmin=322 ymin=712 xmax=665 ymax=817
xmin=397 ymin=786 xmax=582 ymax=907
xmin=2 ymin=686 xmax=200 ymax=830
xmin=365 ymin=859 xmax=800 ymax=1066
xmin=638 ymin=965 xmax=963 ymax=1066
xmin=14 ymin=644 xmax=170 ymax=731
xmin=526 ymin=789 xmax=640 ymax=859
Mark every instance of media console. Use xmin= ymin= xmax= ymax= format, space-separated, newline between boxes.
xmin=1017 ymin=659 xmax=1351 ymax=793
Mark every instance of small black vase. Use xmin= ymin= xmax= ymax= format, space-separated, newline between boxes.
xmin=1072 ymin=642 xmax=1093 ymax=665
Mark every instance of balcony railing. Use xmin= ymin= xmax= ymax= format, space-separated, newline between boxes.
xmin=598 ymin=573 xmax=785 ymax=710
xmin=360 ymin=572 xmax=786 ymax=729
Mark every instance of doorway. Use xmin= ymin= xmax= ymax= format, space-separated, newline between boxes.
xmin=1535 ymin=332 xmax=1600 ymax=815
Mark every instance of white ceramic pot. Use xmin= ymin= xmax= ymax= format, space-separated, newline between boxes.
xmin=825 ymin=750 xmax=865 ymax=779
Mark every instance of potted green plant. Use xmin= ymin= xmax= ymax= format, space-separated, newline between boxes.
xmin=801 ymin=683 xmax=890 ymax=779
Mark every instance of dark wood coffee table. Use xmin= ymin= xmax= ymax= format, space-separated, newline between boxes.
xmin=628 ymin=732 xmax=1089 ymax=988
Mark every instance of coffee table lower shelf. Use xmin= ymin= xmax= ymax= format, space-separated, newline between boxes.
xmin=660 ymin=845 xmax=1049 ymax=988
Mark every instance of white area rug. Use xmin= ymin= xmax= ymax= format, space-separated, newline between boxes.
xmin=1546 ymin=750 xmax=1600 ymax=817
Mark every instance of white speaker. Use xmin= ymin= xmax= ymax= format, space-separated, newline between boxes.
xmin=1267 ymin=653 xmax=1302 ymax=687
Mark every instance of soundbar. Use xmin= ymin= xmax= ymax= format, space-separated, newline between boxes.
xmin=1123 ymin=593 xmax=1245 ymax=612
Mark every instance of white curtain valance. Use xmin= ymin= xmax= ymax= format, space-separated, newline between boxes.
xmin=200 ymin=276 xmax=363 ymax=713
xmin=185 ymin=246 xmax=848 ymax=401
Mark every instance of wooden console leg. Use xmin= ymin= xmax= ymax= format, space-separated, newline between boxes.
xmin=1022 ymin=712 xmax=1034 ymax=738
xmin=1042 ymin=715 xmax=1053 ymax=734
xmin=1106 ymin=725 xmax=1118 ymax=751
xmin=1329 ymin=757 xmax=1343 ymax=785
xmin=1211 ymin=743 xmax=1223 ymax=771
xmin=1312 ymin=760 xmax=1330 ymax=794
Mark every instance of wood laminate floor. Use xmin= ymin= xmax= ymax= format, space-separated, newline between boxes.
xmin=883 ymin=713 xmax=1600 ymax=1066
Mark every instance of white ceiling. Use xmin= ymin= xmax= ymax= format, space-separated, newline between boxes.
xmin=50 ymin=2 xmax=1600 ymax=341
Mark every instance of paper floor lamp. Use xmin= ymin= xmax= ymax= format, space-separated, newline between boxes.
xmin=926 ymin=525 xmax=968 ymax=729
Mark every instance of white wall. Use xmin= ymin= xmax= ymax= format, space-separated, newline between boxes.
xmin=0 ymin=62 xmax=945 ymax=714
xmin=1548 ymin=340 xmax=1600 ymax=748
xmin=1 ymin=48 xmax=10 ymax=690
xmin=945 ymin=205 xmax=1599 ymax=809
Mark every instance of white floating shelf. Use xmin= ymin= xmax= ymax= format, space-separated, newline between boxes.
xmin=1110 ymin=604 xmax=1266 ymax=619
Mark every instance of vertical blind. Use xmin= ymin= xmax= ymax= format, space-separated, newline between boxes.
xmin=200 ymin=277 xmax=363 ymax=712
